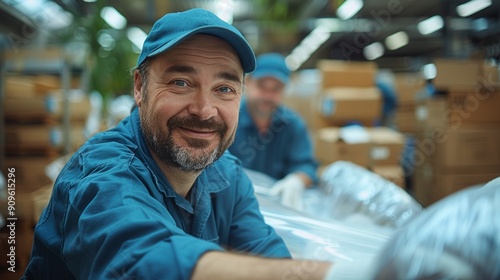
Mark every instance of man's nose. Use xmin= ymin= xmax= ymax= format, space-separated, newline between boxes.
xmin=187 ymin=91 xmax=217 ymax=120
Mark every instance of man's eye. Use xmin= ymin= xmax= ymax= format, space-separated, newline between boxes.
xmin=172 ymin=80 xmax=188 ymax=87
xmin=218 ymin=86 xmax=234 ymax=93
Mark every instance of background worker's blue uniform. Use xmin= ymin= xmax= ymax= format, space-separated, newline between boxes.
xmin=23 ymin=108 xmax=290 ymax=280
xmin=229 ymin=99 xmax=318 ymax=183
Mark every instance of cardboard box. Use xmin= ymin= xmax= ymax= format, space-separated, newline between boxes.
xmin=3 ymin=157 xmax=54 ymax=191
xmin=315 ymin=127 xmax=372 ymax=166
xmin=394 ymin=73 xmax=425 ymax=105
xmin=416 ymin=90 xmax=500 ymax=129
xmin=412 ymin=162 xmax=433 ymax=206
xmin=414 ymin=98 xmax=449 ymax=131
xmin=283 ymin=93 xmax=332 ymax=131
xmin=5 ymin=74 xmax=63 ymax=99
xmin=368 ymin=127 xmax=406 ymax=165
xmin=4 ymin=90 xmax=91 ymax=123
xmin=317 ymin=60 xmax=377 ymax=88
xmin=432 ymin=126 xmax=500 ymax=167
xmin=447 ymin=89 xmax=500 ymax=125
xmin=433 ymin=167 xmax=499 ymax=202
xmin=319 ymin=87 xmax=382 ymax=125
xmin=5 ymin=124 xmax=86 ymax=154
xmin=433 ymin=59 xmax=482 ymax=91
xmin=371 ymin=165 xmax=405 ymax=188
xmin=482 ymin=63 xmax=499 ymax=84
xmin=395 ymin=104 xmax=417 ymax=133
xmin=414 ymin=163 xmax=500 ymax=206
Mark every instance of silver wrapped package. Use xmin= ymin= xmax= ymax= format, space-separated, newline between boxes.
xmin=372 ymin=177 xmax=500 ymax=280
xmin=319 ymin=161 xmax=422 ymax=228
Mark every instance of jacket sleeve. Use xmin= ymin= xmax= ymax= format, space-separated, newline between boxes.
xmin=58 ymin=161 xmax=223 ymax=280
xmin=225 ymin=164 xmax=292 ymax=258
xmin=284 ymin=117 xmax=319 ymax=184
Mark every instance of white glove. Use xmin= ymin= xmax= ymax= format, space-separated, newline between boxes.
xmin=269 ymin=174 xmax=305 ymax=211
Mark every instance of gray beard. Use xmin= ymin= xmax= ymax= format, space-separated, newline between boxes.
xmin=154 ymin=132 xmax=223 ymax=172
xmin=140 ymin=110 xmax=234 ymax=172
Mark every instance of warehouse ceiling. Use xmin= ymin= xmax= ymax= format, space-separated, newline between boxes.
xmin=1 ymin=0 xmax=499 ymax=71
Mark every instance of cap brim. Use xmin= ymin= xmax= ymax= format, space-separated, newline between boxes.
xmin=147 ymin=26 xmax=255 ymax=73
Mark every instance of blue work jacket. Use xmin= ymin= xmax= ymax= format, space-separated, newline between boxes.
xmin=23 ymin=108 xmax=290 ymax=280
xmin=229 ymin=99 xmax=318 ymax=183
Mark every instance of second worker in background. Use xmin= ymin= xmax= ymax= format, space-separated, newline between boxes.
xmin=229 ymin=53 xmax=318 ymax=211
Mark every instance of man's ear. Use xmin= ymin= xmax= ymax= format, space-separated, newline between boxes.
xmin=133 ymin=70 xmax=143 ymax=107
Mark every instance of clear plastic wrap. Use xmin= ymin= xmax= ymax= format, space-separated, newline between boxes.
xmin=319 ymin=161 xmax=422 ymax=228
xmin=372 ymin=177 xmax=500 ymax=280
xmin=246 ymin=168 xmax=394 ymax=265
xmin=256 ymin=195 xmax=393 ymax=263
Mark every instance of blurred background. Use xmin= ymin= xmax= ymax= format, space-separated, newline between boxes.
xmin=0 ymin=0 xmax=499 ymax=276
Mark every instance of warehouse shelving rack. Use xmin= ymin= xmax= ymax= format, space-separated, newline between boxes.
xmin=0 ymin=46 xmax=86 ymax=170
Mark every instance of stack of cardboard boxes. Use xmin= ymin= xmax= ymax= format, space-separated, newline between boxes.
xmin=1 ymin=49 xmax=90 ymax=271
xmin=285 ymin=60 xmax=407 ymax=187
xmin=316 ymin=60 xmax=382 ymax=127
xmin=413 ymin=59 xmax=500 ymax=206
xmin=393 ymin=72 xmax=425 ymax=134
xmin=4 ymin=75 xmax=89 ymax=192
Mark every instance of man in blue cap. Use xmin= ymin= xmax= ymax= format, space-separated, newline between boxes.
xmin=229 ymin=53 xmax=318 ymax=211
xmin=22 ymin=8 xmax=332 ymax=280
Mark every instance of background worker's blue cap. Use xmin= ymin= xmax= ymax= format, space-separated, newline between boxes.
xmin=251 ymin=53 xmax=291 ymax=84
xmin=137 ymin=8 xmax=255 ymax=73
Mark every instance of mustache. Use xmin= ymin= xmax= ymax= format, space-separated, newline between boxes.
xmin=167 ymin=115 xmax=228 ymax=135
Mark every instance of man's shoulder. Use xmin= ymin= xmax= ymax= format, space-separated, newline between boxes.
xmin=213 ymin=151 xmax=243 ymax=170
xmin=72 ymin=123 xmax=140 ymax=174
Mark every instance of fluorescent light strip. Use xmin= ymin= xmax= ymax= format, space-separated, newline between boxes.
xmin=127 ymin=27 xmax=147 ymax=51
xmin=385 ymin=31 xmax=409 ymax=50
xmin=337 ymin=0 xmax=364 ymax=20
xmin=422 ymin=63 xmax=437 ymax=80
xmin=285 ymin=25 xmax=331 ymax=70
xmin=457 ymin=0 xmax=492 ymax=17
xmin=100 ymin=6 xmax=127 ymax=30
xmin=363 ymin=42 xmax=384 ymax=60
xmin=418 ymin=15 xmax=444 ymax=35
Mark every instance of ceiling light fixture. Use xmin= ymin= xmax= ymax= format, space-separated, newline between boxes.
xmin=286 ymin=25 xmax=331 ymax=70
xmin=127 ymin=27 xmax=147 ymax=52
xmin=363 ymin=42 xmax=384 ymax=60
xmin=100 ymin=6 xmax=127 ymax=30
xmin=457 ymin=0 xmax=492 ymax=17
xmin=385 ymin=31 xmax=409 ymax=50
xmin=417 ymin=15 xmax=444 ymax=35
xmin=422 ymin=63 xmax=437 ymax=80
xmin=337 ymin=0 xmax=364 ymax=20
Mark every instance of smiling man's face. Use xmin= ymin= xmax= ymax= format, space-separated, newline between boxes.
xmin=134 ymin=34 xmax=244 ymax=172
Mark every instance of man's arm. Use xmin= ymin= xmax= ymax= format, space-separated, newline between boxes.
xmin=58 ymin=162 xmax=224 ymax=279
xmin=283 ymin=116 xmax=319 ymax=186
xmin=193 ymin=251 xmax=332 ymax=280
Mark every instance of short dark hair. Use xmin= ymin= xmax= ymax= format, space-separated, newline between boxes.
xmin=134 ymin=58 xmax=152 ymax=89
xmin=131 ymin=58 xmax=153 ymax=111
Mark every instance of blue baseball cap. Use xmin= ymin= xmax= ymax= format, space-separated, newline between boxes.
xmin=137 ymin=8 xmax=255 ymax=73
xmin=251 ymin=53 xmax=291 ymax=84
